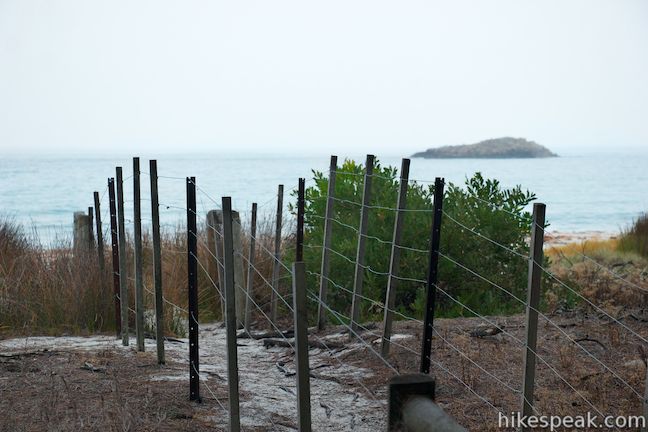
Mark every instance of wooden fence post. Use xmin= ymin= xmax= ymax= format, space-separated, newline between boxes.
xmin=521 ymin=203 xmax=546 ymax=427
xmin=244 ymin=203 xmax=258 ymax=333
xmin=293 ymin=179 xmax=311 ymax=431
xmin=116 ymin=167 xmax=129 ymax=346
xmin=150 ymin=160 xmax=165 ymax=364
xmin=420 ymin=177 xmax=444 ymax=374
xmin=349 ymin=154 xmax=374 ymax=340
xmin=108 ymin=178 xmax=121 ymax=337
xmin=73 ymin=211 xmax=91 ymax=253
xmin=206 ymin=210 xmax=225 ymax=320
xmin=232 ymin=211 xmax=246 ymax=329
xmin=222 ymin=197 xmax=241 ymax=432
xmin=133 ymin=157 xmax=145 ymax=352
xmin=270 ymin=184 xmax=284 ymax=327
xmin=381 ymin=158 xmax=410 ymax=358
xmin=187 ymin=177 xmax=200 ymax=401
xmin=93 ymin=192 xmax=105 ymax=275
xmin=317 ymin=155 xmax=337 ymax=330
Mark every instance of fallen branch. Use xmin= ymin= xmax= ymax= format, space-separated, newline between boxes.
xmin=574 ymin=336 xmax=606 ymax=350
xmin=238 ymin=329 xmax=294 ymax=340
xmin=262 ymin=338 xmax=344 ymax=350
xmin=80 ymin=362 xmax=105 ymax=373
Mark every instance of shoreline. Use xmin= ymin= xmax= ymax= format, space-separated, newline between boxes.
xmin=544 ymin=230 xmax=617 ymax=248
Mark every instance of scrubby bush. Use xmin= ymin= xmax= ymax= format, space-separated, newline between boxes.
xmin=296 ymin=158 xmax=538 ymax=323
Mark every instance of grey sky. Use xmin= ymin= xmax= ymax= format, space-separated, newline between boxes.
xmin=1 ymin=0 xmax=646 ymax=156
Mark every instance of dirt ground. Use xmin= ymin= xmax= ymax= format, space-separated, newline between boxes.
xmin=1 ymin=310 xmax=647 ymax=431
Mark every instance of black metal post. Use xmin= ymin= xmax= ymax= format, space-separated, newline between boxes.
xmin=296 ymin=177 xmax=305 ymax=262
xmin=420 ymin=177 xmax=444 ymax=374
xmin=108 ymin=178 xmax=121 ymax=337
xmin=187 ymin=176 xmax=200 ymax=401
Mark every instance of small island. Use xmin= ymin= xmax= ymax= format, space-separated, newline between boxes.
xmin=412 ymin=137 xmax=558 ymax=159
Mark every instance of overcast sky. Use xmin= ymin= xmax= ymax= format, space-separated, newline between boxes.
xmin=1 ymin=1 xmax=646 ymax=157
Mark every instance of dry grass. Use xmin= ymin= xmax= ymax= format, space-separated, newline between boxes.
xmin=0 ymin=214 xmax=291 ymax=338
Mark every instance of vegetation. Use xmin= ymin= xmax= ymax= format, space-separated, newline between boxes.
xmin=0 ymin=217 xmax=270 ymax=336
xmin=547 ymin=215 xmax=648 ymax=312
xmin=295 ymin=158 xmax=539 ymax=323
xmin=412 ymin=137 xmax=557 ymax=159
xmin=618 ymin=213 xmax=648 ymax=258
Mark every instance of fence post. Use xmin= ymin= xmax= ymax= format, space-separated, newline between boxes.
xmin=93 ymin=192 xmax=105 ymax=275
xmin=244 ymin=203 xmax=258 ymax=333
xmin=388 ymin=374 xmax=466 ymax=432
xmin=293 ymin=262 xmax=311 ymax=432
xmin=232 ymin=211 xmax=246 ymax=329
xmin=108 ymin=178 xmax=121 ymax=337
xmin=116 ymin=167 xmax=129 ymax=346
xmin=133 ymin=157 xmax=145 ymax=352
xmin=420 ymin=177 xmax=444 ymax=374
xmin=187 ymin=177 xmax=200 ymax=401
xmin=521 ymin=203 xmax=546 ymax=426
xmin=150 ymin=160 xmax=165 ymax=364
xmin=222 ymin=197 xmax=241 ymax=432
xmin=73 ymin=211 xmax=91 ymax=253
xmin=317 ymin=155 xmax=337 ymax=330
xmin=87 ymin=206 xmax=94 ymax=249
xmin=293 ymin=182 xmax=311 ymax=431
xmin=381 ymin=158 xmax=410 ymax=358
xmin=270 ymin=184 xmax=284 ymax=327
xmin=206 ymin=210 xmax=225 ymax=320
xmin=349 ymin=154 xmax=374 ymax=340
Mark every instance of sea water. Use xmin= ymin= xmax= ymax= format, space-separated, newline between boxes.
xmin=0 ymin=151 xmax=646 ymax=245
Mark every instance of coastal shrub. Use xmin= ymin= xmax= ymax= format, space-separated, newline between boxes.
xmin=294 ymin=158 xmax=538 ymax=323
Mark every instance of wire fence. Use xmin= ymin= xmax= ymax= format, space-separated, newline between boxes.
xmin=72 ymin=155 xmax=647 ymax=431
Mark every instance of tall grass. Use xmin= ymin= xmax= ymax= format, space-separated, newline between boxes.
xmin=618 ymin=213 xmax=648 ymax=258
xmin=0 ymin=219 xmax=107 ymax=334
xmin=0 ymin=214 xmax=287 ymax=337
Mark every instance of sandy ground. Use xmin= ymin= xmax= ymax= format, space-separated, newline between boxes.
xmin=2 ymin=311 xmax=647 ymax=431
xmin=544 ymin=231 xmax=617 ymax=247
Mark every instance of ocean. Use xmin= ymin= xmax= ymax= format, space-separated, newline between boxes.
xmin=1 ymin=152 xmax=646 ymax=245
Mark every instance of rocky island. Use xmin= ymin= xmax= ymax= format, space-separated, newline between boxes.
xmin=412 ymin=137 xmax=557 ymax=159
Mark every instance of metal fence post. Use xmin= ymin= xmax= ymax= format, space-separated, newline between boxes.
xmin=296 ymin=178 xmax=305 ymax=262
xmin=244 ymin=203 xmax=258 ymax=333
xmin=349 ymin=154 xmax=374 ymax=340
xmin=108 ymin=178 xmax=121 ymax=337
xmin=93 ymin=192 xmax=105 ymax=275
xmin=116 ymin=167 xmax=129 ymax=346
xmin=293 ymin=262 xmax=311 ymax=432
xmin=150 ymin=160 xmax=165 ymax=364
xmin=87 ymin=206 xmax=94 ymax=249
xmin=222 ymin=197 xmax=241 ymax=432
xmin=521 ymin=203 xmax=546 ymax=427
xmin=420 ymin=177 xmax=444 ymax=374
xmin=187 ymin=177 xmax=200 ymax=401
xmin=317 ymin=155 xmax=337 ymax=330
xmin=293 ymin=179 xmax=311 ymax=431
xmin=270 ymin=184 xmax=284 ymax=327
xmin=381 ymin=158 xmax=410 ymax=358
xmin=133 ymin=157 xmax=145 ymax=352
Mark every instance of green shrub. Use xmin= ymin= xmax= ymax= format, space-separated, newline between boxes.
xmin=294 ymin=158 xmax=539 ymax=324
